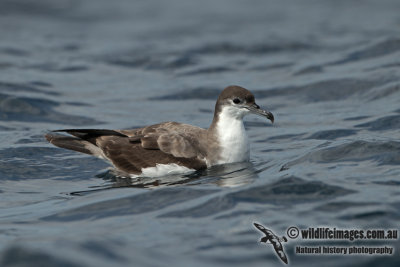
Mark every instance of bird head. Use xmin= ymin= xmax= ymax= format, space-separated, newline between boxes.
xmin=215 ymin=85 xmax=274 ymax=123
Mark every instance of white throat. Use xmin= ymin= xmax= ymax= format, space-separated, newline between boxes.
xmin=214 ymin=106 xmax=250 ymax=165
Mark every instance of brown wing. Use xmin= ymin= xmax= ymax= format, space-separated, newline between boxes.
xmin=95 ymin=135 xmax=206 ymax=174
xmin=119 ymin=122 xmax=208 ymax=159
xmin=51 ymin=122 xmax=208 ymax=174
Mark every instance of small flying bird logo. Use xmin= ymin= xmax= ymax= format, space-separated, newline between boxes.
xmin=253 ymin=222 xmax=289 ymax=264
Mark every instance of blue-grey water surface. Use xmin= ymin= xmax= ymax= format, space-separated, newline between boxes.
xmin=1 ymin=0 xmax=400 ymax=266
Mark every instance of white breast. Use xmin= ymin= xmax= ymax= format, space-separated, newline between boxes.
xmin=214 ymin=106 xmax=250 ymax=165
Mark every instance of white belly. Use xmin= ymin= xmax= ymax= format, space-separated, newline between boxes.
xmin=131 ymin=163 xmax=196 ymax=178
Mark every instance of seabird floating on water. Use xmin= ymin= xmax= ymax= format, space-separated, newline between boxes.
xmin=45 ymin=85 xmax=274 ymax=177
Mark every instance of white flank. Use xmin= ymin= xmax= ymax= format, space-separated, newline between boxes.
xmin=130 ymin=163 xmax=196 ymax=178
xmin=215 ymin=106 xmax=250 ymax=164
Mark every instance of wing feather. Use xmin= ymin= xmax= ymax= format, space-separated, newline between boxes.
xmin=47 ymin=122 xmax=208 ymax=174
xmin=124 ymin=122 xmax=207 ymax=159
xmin=272 ymin=244 xmax=288 ymax=264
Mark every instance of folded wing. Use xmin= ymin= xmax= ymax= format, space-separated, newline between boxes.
xmin=46 ymin=122 xmax=208 ymax=174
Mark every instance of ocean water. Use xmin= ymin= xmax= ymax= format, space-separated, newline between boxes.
xmin=1 ymin=0 xmax=400 ymax=266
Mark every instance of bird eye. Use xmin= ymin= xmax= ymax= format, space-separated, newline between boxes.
xmin=233 ymin=98 xmax=241 ymax=104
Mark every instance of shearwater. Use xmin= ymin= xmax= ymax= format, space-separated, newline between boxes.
xmin=45 ymin=85 xmax=274 ymax=177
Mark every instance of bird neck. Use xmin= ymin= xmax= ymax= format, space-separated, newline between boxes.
xmin=208 ymin=105 xmax=250 ymax=165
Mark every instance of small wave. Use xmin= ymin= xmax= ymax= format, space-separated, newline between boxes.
xmin=150 ymin=78 xmax=388 ymax=103
xmin=230 ymin=176 xmax=355 ymax=204
xmin=263 ymin=133 xmax=306 ymax=142
xmin=306 ymin=129 xmax=358 ymax=140
xmin=159 ymin=195 xmax=236 ymax=218
xmin=0 ymin=246 xmax=80 ymax=267
xmin=355 ymin=115 xmax=400 ymax=131
xmin=0 ymin=93 xmax=100 ymax=125
xmin=187 ymin=41 xmax=313 ymax=55
xmin=316 ymin=201 xmax=378 ymax=212
xmin=105 ymin=54 xmax=197 ymax=70
xmin=160 ymin=176 xmax=354 ymax=218
xmin=42 ymin=187 xmax=216 ymax=221
xmin=0 ymin=47 xmax=30 ymax=56
xmin=293 ymin=65 xmax=324 ymax=76
xmin=264 ymin=78 xmax=385 ymax=102
xmin=364 ymin=82 xmax=400 ymax=100
xmin=285 ymin=140 xmax=400 ymax=167
xmin=148 ymin=87 xmax=219 ymax=100
xmin=26 ymin=63 xmax=89 ymax=72
xmin=0 ymin=81 xmax=59 ymax=96
xmin=339 ymin=210 xmax=395 ymax=220
xmin=0 ymin=147 xmax=106 ymax=180
xmin=178 ymin=66 xmax=234 ymax=76
xmin=344 ymin=116 xmax=371 ymax=121
xmin=373 ymin=180 xmax=400 ymax=186
xmin=247 ymin=62 xmax=293 ymax=71
xmin=329 ymin=38 xmax=400 ymax=65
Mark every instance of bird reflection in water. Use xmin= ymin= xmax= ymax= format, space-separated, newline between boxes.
xmin=69 ymin=162 xmax=261 ymax=195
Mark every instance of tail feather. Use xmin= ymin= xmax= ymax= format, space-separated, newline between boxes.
xmin=53 ymin=129 xmax=126 ymax=139
xmin=45 ymin=133 xmax=100 ymax=156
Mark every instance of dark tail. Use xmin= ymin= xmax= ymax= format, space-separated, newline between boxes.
xmin=53 ymin=129 xmax=126 ymax=139
xmin=45 ymin=133 xmax=98 ymax=156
